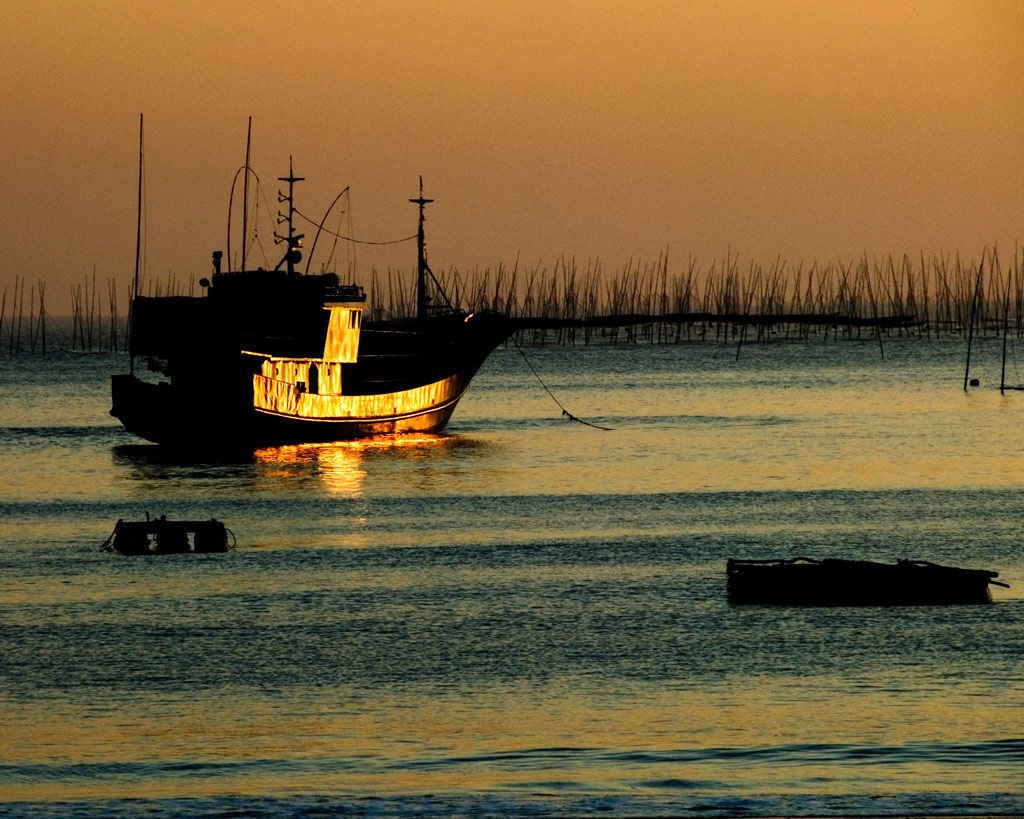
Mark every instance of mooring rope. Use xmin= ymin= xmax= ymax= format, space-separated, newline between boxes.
xmin=99 ymin=520 xmax=121 ymax=551
xmin=512 ymin=339 xmax=612 ymax=431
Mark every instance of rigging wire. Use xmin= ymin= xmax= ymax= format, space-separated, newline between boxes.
xmin=242 ymin=177 xmax=260 ymax=265
xmin=226 ymin=164 xmax=261 ymax=272
xmin=512 ymin=338 xmax=612 ymax=431
xmin=303 ymin=186 xmax=350 ymax=276
xmin=248 ymin=179 xmax=271 ymax=268
xmin=250 ymin=179 xmax=280 ymax=268
xmin=236 ymin=182 xmax=414 ymax=272
xmin=345 ymin=195 xmax=357 ymax=277
xmin=294 ymin=208 xmax=416 ymax=245
xmin=320 ymin=194 xmax=346 ymax=275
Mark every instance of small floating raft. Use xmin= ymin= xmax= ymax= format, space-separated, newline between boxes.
xmin=726 ymin=557 xmax=1008 ymax=606
xmin=102 ymin=515 xmax=233 ymax=555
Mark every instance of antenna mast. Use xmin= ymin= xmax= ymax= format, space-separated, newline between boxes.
xmin=410 ymin=177 xmax=434 ymax=321
xmin=274 ymin=156 xmax=304 ymax=275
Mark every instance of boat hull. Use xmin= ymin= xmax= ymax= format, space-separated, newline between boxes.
xmin=110 ymin=324 xmax=502 ymax=448
xmin=113 ymin=371 xmax=471 ymax=447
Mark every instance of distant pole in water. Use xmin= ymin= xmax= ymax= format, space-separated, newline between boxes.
xmin=963 ymin=257 xmax=984 ymax=392
xmin=15 ymin=275 xmax=24 ymax=354
xmin=1001 ymin=266 xmax=1011 ymax=395
xmin=40 ymin=281 xmax=46 ymax=355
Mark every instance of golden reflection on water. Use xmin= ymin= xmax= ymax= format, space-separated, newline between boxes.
xmin=254 ymin=435 xmax=454 ymax=497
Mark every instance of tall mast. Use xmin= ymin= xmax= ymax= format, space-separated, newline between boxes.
xmin=410 ymin=176 xmax=434 ymax=321
xmin=242 ymin=117 xmax=251 ymax=272
xmin=130 ymin=113 xmax=143 ymax=375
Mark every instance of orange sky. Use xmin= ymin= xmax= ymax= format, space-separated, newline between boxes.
xmin=3 ymin=0 xmax=1024 ymax=313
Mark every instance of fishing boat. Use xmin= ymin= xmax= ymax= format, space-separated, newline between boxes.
xmin=102 ymin=515 xmax=233 ymax=555
xmin=726 ymin=557 xmax=1008 ymax=605
xmin=110 ymin=154 xmax=513 ymax=448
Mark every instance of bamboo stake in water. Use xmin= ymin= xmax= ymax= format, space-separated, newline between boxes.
xmin=1001 ymin=266 xmax=1011 ymax=394
xmin=964 ymin=256 xmax=985 ymax=391
xmin=35 ymin=282 xmax=46 ymax=354
xmin=15 ymin=276 xmax=25 ymax=354
xmin=28 ymin=283 xmax=36 ymax=354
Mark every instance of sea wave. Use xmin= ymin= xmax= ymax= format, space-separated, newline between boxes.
xmin=1 ymin=790 xmax=1022 ymax=818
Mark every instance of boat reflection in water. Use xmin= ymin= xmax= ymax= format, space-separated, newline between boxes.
xmin=254 ymin=434 xmax=461 ymax=497
xmin=255 ymin=442 xmax=368 ymax=497
xmin=110 ymin=434 xmax=468 ymax=502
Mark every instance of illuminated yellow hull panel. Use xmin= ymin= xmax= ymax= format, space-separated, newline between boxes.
xmin=253 ymin=372 xmax=466 ymax=423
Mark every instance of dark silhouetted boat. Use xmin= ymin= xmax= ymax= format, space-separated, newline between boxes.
xmin=726 ymin=557 xmax=1008 ymax=605
xmin=102 ymin=515 xmax=233 ymax=555
xmin=110 ymin=156 xmax=512 ymax=449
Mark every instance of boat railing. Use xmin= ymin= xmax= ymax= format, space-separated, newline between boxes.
xmin=323 ymin=284 xmax=366 ymax=303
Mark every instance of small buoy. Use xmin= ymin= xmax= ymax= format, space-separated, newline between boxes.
xmin=969 ymin=378 xmax=980 ymax=387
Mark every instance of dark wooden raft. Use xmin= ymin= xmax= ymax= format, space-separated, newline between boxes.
xmin=102 ymin=516 xmax=232 ymax=555
xmin=726 ymin=557 xmax=1008 ymax=606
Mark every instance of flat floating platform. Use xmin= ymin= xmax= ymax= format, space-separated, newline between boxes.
xmin=102 ymin=516 xmax=233 ymax=555
xmin=726 ymin=557 xmax=1008 ymax=606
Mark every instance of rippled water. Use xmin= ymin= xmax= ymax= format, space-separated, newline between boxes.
xmin=1 ymin=337 xmax=1023 ymax=817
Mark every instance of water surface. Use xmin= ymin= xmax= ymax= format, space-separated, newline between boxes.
xmin=1 ymin=337 xmax=1022 ymax=816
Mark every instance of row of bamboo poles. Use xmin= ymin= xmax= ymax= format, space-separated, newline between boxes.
xmin=2 ymin=271 xmax=125 ymax=354
xmin=370 ymin=247 xmax=1024 ymax=345
xmin=0 ymin=269 xmax=202 ymax=355
xmin=3 ymin=248 xmax=1022 ymax=353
